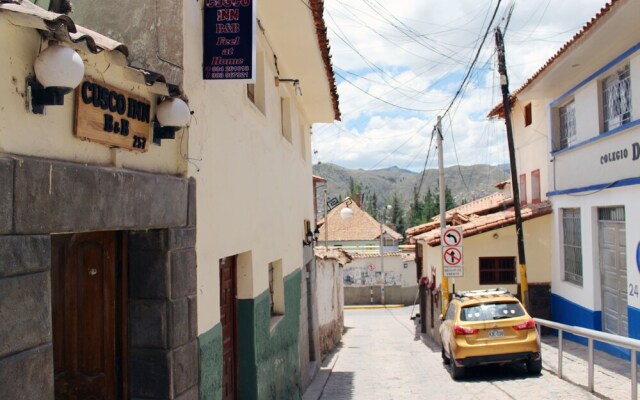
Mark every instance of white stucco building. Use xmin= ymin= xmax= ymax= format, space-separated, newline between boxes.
xmin=490 ymin=0 xmax=640 ymax=357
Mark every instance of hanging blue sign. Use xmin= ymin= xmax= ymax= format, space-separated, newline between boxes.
xmin=203 ymin=0 xmax=256 ymax=81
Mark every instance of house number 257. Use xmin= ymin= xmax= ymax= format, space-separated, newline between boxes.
xmin=630 ymin=284 xmax=639 ymax=298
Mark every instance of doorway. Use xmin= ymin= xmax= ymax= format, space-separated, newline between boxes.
xmin=220 ymin=256 xmax=238 ymax=400
xmin=51 ymin=231 xmax=127 ymax=400
xmin=598 ymin=207 xmax=627 ymax=336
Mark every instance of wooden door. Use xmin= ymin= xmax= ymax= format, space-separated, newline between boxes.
xmin=220 ymin=256 xmax=238 ymax=400
xmin=52 ymin=232 xmax=124 ymax=400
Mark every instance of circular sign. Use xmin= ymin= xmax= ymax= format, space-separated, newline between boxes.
xmin=637 ymin=241 xmax=640 ymax=273
xmin=443 ymin=247 xmax=463 ymax=267
xmin=443 ymin=228 xmax=462 ymax=247
xmin=368 ymin=264 xmax=375 ymax=271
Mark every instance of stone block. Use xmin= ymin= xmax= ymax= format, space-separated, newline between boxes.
xmin=172 ymin=341 xmax=199 ymax=396
xmin=176 ymin=385 xmax=199 ymax=400
xmin=188 ymin=295 xmax=197 ymax=341
xmin=129 ymin=300 xmax=167 ymax=349
xmin=129 ymin=251 xmax=169 ymax=299
xmin=0 ymin=157 xmax=14 ymax=235
xmin=187 ymin=177 xmax=196 ymax=228
xmin=0 ymin=235 xmax=50 ymax=278
xmin=170 ymin=249 xmax=196 ymax=299
xmin=129 ymin=230 xmax=167 ymax=251
xmin=129 ymin=349 xmax=172 ymax=399
xmin=0 ymin=344 xmax=53 ymax=400
xmin=0 ymin=272 xmax=51 ymax=358
xmin=168 ymin=228 xmax=196 ymax=250
xmin=169 ymin=298 xmax=189 ymax=348
xmin=12 ymin=156 xmax=188 ymax=234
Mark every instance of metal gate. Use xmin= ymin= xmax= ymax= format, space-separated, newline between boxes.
xmin=598 ymin=207 xmax=627 ymax=336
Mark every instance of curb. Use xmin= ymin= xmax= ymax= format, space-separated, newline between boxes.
xmin=344 ymin=304 xmax=406 ymax=310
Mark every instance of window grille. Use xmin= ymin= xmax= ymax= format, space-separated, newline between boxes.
xmin=602 ymin=64 xmax=631 ymax=132
xmin=598 ymin=207 xmax=625 ymax=222
xmin=479 ymin=257 xmax=516 ymax=285
xmin=562 ymin=208 xmax=583 ymax=285
xmin=559 ymin=101 xmax=576 ymax=149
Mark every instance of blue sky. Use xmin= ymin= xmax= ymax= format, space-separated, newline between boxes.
xmin=312 ymin=0 xmax=609 ymax=171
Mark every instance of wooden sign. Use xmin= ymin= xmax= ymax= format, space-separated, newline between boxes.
xmin=74 ymin=78 xmax=151 ymax=152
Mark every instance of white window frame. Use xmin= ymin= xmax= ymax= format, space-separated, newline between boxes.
xmin=602 ymin=64 xmax=631 ymax=132
xmin=562 ymin=208 xmax=583 ymax=286
xmin=559 ymin=100 xmax=576 ymax=149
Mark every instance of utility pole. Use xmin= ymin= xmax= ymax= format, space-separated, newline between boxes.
xmin=495 ymin=28 xmax=529 ymax=309
xmin=323 ymin=189 xmax=328 ymax=249
xmin=380 ymin=210 xmax=385 ymax=305
xmin=437 ymin=116 xmax=449 ymax=316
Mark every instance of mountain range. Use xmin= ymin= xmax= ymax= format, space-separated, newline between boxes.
xmin=312 ymin=163 xmax=510 ymax=210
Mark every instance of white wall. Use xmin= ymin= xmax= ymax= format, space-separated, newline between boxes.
xmin=316 ymin=259 xmax=343 ymax=327
xmin=182 ymin=3 xmax=318 ymax=334
xmin=344 ymin=255 xmax=416 ymax=288
xmin=551 ymin=185 xmax=640 ymax=311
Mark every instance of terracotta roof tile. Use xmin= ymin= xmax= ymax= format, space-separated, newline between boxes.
xmin=415 ymin=201 xmax=553 ymax=246
xmin=318 ymin=199 xmax=402 ymax=242
xmin=309 ymin=0 xmax=340 ymax=121
xmin=405 ymin=191 xmax=512 ymax=237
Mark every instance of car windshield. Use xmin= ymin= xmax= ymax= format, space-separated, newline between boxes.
xmin=459 ymin=301 xmax=525 ymax=322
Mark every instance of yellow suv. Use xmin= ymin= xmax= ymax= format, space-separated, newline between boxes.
xmin=440 ymin=288 xmax=542 ymax=379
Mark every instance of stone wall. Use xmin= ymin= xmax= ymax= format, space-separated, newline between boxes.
xmin=0 ymin=155 xmax=195 ymax=399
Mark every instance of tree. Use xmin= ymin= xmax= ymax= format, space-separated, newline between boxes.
xmin=423 ymin=188 xmax=438 ymax=221
xmin=347 ymin=177 xmax=362 ymax=200
xmin=407 ymin=186 xmax=424 ymax=227
xmin=445 ymin=187 xmax=457 ymax=210
xmin=389 ymin=192 xmax=405 ymax=238
xmin=366 ymin=191 xmax=378 ymax=217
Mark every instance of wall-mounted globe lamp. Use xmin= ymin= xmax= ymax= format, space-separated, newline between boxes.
xmin=27 ymin=44 xmax=85 ymax=114
xmin=153 ymin=97 xmax=191 ymax=145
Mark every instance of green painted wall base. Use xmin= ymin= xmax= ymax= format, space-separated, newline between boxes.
xmin=238 ymin=269 xmax=302 ymax=400
xmin=199 ymin=324 xmax=222 ymax=400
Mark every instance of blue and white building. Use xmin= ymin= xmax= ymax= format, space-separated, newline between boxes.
xmin=490 ymin=0 xmax=640 ymax=357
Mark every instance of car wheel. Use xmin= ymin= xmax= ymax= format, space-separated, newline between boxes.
xmin=526 ymin=357 xmax=542 ymax=375
xmin=441 ymin=347 xmax=450 ymax=365
xmin=449 ymin=351 xmax=464 ymax=380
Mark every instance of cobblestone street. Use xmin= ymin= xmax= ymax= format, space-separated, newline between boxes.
xmin=303 ymin=306 xmax=639 ymax=400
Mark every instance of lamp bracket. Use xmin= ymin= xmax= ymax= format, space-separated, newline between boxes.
xmin=153 ymin=121 xmax=179 ymax=146
xmin=27 ymin=78 xmax=72 ymax=114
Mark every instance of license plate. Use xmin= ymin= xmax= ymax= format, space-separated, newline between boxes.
xmin=488 ymin=329 xmax=504 ymax=338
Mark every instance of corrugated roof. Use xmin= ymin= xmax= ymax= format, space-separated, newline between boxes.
xmin=488 ymin=0 xmax=621 ymax=119
xmin=318 ymin=199 xmax=402 ymax=242
xmin=415 ymin=201 xmax=553 ymax=246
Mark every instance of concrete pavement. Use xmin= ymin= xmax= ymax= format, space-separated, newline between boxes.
xmin=303 ymin=306 xmax=639 ymax=400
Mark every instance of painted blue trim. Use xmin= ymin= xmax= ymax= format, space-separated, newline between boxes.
xmin=550 ymin=294 xmax=636 ymax=361
xmin=550 ymin=42 xmax=640 ymax=108
xmin=630 ymin=306 xmax=640 ymax=341
xmin=551 ymin=118 xmax=640 ymax=156
xmin=548 ymin=176 xmax=640 ymax=197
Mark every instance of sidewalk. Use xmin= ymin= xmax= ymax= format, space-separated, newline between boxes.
xmin=539 ymin=335 xmax=640 ymax=400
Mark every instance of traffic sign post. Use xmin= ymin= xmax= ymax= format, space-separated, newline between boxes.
xmin=442 ymin=227 xmax=464 ymax=277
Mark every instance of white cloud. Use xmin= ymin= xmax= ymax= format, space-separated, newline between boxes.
xmin=313 ymin=0 xmax=607 ymax=170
